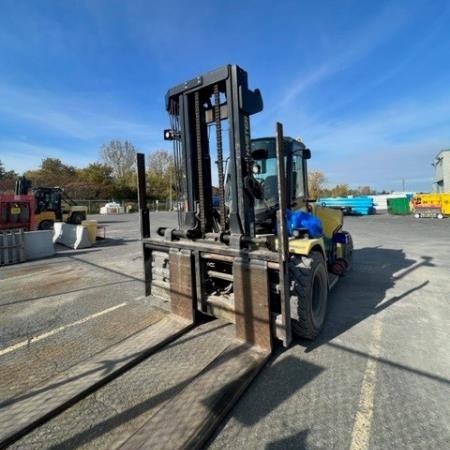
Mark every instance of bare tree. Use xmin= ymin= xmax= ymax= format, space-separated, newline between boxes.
xmin=101 ymin=140 xmax=137 ymax=179
xmin=147 ymin=150 xmax=174 ymax=176
xmin=147 ymin=150 xmax=175 ymax=200
xmin=357 ymin=185 xmax=373 ymax=196
xmin=0 ymin=160 xmax=18 ymax=193
xmin=308 ymin=170 xmax=327 ymax=199
xmin=331 ymin=183 xmax=352 ymax=197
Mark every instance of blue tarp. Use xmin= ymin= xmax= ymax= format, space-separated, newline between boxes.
xmin=286 ymin=210 xmax=323 ymax=238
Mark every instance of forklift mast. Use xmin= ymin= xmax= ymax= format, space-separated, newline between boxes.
xmin=164 ymin=64 xmax=263 ymax=240
xmin=138 ymin=64 xmax=294 ymax=349
xmin=15 ymin=177 xmax=32 ymax=196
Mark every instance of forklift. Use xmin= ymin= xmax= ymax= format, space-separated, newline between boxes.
xmin=15 ymin=177 xmax=87 ymax=230
xmin=139 ymin=64 xmax=353 ymax=348
xmin=0 ymin=65 xmax=355 ymax=450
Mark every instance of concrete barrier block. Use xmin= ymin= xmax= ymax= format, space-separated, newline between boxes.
xmin=53 ymin=222 xmax=64 ymax=244
xmin=24 ymin=230 xmax=55 ymax=260
xmin=53 ymin=223 xmax=92 ymax=249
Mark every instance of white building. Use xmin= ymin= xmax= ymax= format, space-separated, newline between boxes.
xmin=432 ymin=149 xmax=450 ymax=193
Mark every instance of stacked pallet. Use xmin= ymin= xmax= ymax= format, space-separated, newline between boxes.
xmin=0 ymin=229 xmax=26 ymax=266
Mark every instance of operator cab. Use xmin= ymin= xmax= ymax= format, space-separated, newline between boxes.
xmin=32 ymin=188 xmax=63 ymax=220
xmin=251 ymin=137 xmax=311 ymax=233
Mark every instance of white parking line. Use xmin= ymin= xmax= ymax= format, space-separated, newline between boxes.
xmin=349 ymin=316 xmax=383 ymax=450
xmin=0 ymin=302 xmax=127 ymax=357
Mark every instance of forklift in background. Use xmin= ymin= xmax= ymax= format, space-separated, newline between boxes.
xmin=139 ymin=64 xmax=353 ymax=347
xmin=15 ymin=177 xmax=87 ymax=230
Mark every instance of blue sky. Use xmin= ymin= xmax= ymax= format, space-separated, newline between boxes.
xmin=1 ymin=0 xmax=449 ymax=191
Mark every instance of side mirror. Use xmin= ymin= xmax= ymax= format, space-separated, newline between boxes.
xmin=303 ymin=148 xmax=311 ymax=160
xmin=252 ymin=148 xmax=268 ymax=160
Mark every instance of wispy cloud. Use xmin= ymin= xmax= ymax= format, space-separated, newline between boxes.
xmin=0 ymin=82 xmax=168 ymax=172
xmin=0 ymin=83 xmax=162 ymax=142
xmin=306 ymin=92 xmax=450 ymax=151
xmin=300 ymin=91 xmax=450 ymax=190
xmin=0 ymin=140 xmax=93 ymax=173
xmin=275 ymin=2 xmax=422 ymax=111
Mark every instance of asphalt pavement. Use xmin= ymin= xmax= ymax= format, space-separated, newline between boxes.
xmin=1 ymin=212 xmax=449 ymax=449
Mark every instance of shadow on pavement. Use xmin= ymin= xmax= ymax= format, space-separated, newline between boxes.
xmin=67 ymin=254 xmax=144 ymax=282
xmin=266 ymin=429 xmax=310 ymax=450
xmin=0 ymin=279 xmax=138 ymax=308
xmin=302 ymin=247 xmax=433 ymax=353
xmin=7 ymin=328 xmax=321 ymax=450
xmin=53 ymin=246 xmax=101 ymax=257
xmin=40 ymin=342 xmax=260 ymax=450
xmin=205 ymin=348 xmax=323 ymax=447
xmin=229 ymin=355 xmax=323 ymax=427
xmin=95 ymin=238 xmax=140 ymax=247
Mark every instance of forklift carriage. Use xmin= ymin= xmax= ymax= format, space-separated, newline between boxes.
xmin=138 ymin=65 xmax=296 ymax=350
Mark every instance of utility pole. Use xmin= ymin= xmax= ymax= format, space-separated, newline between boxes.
xmin=169 ymin=170 xmax=173 ymax=211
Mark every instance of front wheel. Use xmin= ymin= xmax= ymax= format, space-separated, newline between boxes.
xmin=38 ymin=220 xmax=54 ymax=230
xmin=70 ymin=212 xmax=85 ymax=225
xmin=289 ymin=251 xmax=328 ymax=339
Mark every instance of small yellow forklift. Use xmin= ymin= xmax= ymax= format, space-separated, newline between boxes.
xmin=15 ymin=177 xmax=87 ymax=229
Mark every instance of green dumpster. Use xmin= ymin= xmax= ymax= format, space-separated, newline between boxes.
xmin=387 ymin=197 xmax=411 ymax=215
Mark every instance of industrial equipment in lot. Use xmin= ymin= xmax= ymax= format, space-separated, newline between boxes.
xmin=0 ymin=65 xmax=354 ymax=449
xmin=413 ymin=193 xmax=450 ymax=219
xmin=14 ymin=177 xmax=87 ymax=229
xmin=0 ymin=194 xmax=35 ymax=231
xmin=141 ymin=64 xmax=353 ymax=345
xmin=134 ymin=64 xmax=354 ymax=445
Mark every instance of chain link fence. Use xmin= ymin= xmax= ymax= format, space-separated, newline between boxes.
xmin=73 ymin=199 xmax=175 ymax=214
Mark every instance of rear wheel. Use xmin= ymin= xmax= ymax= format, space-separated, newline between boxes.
xmin=414 ymin=213 xmax=421 ymax=219
xmin=437 ymin=213 xmax=444 ymax=219
xmin=289 ymin=251 xmax=328 ymax=339
xmin=70 ymin=212 xmax=85 ymax=225
xmin=38 ymin=220 xmax=54 ymax=230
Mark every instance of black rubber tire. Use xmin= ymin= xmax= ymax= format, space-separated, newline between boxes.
xmin=343 ymin=231 xmax=353 ymax=272
xmin=70 ymin=212 xmax=85 ymax=225
xmin=289 ymin=251 xmax=328 ymax=339
xmin=38 ymin=220 xmax=54 ymax=230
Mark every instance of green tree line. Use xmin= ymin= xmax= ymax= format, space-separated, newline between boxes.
xmin=308 ymin=170 xmax=385 ymax=199
xmin=0 ymin=140 xmax=176 ymax=201
xmin=2 ymin=143 xmax=383 ymax=201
